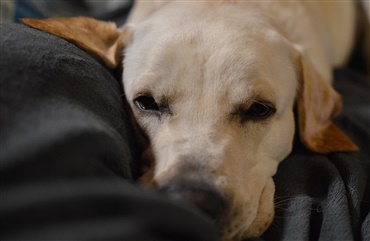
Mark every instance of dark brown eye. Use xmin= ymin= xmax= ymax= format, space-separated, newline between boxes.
xmin=134 ymin=95 xmax=160 ymax=113
xmin=247 ymin=101 xmax=275 ymax=120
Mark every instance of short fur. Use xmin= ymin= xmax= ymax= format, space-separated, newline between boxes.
xmin=21 ymin=1 xmax=360 ymax=240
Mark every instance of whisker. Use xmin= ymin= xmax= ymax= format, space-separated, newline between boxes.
xmin=273 ymin=195 xmax=294 ymax=200
xmin=274 ymin=198 xmax=295 ymax=206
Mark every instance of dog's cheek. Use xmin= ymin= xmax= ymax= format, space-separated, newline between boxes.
xmin=137 ymin=146 xmax=158 ymax=187
xmin=245 ymin=178 xmax=275 ymax=237
xmin=138 ymin=166 xmax=157 ymax=187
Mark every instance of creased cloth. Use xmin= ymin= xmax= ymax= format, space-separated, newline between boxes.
xmin=1 ymin=22 xmax=369 ymax=241
xmin=0 ymin=23 xmax=219 ymax=241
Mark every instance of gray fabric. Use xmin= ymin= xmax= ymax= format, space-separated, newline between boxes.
xmin=5 ymin=0 xmax=133 ymax=26
xmin=0 ymin=23 xmax=219 ymax=241
xmin=1 ymin=21 xmax=369 ymax=241
xmin=260 ymin=69 xmax=370 ymax=241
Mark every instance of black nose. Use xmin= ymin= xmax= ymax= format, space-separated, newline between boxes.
xmin=159 ymin=181 xmax=226 ymax=220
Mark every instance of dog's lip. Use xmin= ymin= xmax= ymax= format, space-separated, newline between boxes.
xmin=159 ymin=182 xmax=227 ymax=221
xmin=172 ymin=189 xmax=224 ymax=218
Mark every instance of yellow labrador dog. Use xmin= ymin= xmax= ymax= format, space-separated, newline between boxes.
xmin=22 ymin=1 xmax=361 ymax=240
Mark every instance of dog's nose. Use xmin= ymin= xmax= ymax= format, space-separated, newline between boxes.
xmin=159 ymin=181 xmax=226 ymax=220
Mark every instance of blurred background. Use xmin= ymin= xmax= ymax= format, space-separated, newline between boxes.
xmin=1 ymin=0 xmax=368 ymax=71
xmin=1 ymin=0 xmax=369 ymax=26
xmin=0 ymin=0 xmax=134 ymax=25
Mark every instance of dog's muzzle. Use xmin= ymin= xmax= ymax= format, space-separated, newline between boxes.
xmin=159 ymin=180 xmax=226 ymax=220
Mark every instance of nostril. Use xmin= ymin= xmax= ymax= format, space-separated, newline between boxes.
xmin=159 ymin=182 xmax=226 ymax=220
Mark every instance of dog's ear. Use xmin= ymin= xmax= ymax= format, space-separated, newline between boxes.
xmin=296 ymin=48 xmax=359 ymax=154
xmin=21 ymin=17 xmax=134 ymax=69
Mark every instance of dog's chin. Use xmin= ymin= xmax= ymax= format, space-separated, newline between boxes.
xmin=219 ymin=179 xmax=275 ymax=241
xmin=139 ymin=166 xmax=275 ymax=241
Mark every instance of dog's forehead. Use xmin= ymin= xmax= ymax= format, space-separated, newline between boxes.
xmin=125 ymin=8 xmax=297 ymax=109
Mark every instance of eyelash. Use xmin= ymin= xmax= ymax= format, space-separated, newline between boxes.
xmin=134 ymin=95 xmax=160 ymax=114
xmin=133 ymin=94 xmax=275 ymax=122
xmin=133 ymin=94 xmax=171 ymax=116
xmin=241 ymin=101 xmax=276 ymax=121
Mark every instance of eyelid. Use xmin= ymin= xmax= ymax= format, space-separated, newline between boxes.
xmin=248 ymin=101 xmax=276 ymax=120
xmin=230 ymin=99 xmax=276 ymax=122
xmin=133 ymin=91 xmax=153 ymax=100
xmin=133 ymin=93 xmax=172 ymax=116
xmin=251 ymin=100 xmax=275 ymax=108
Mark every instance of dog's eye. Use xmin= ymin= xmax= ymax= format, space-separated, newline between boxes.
xmin=247 ymin=101 xmax=275 ymax=120
xmin=134 ymin=95 xmax=160 ymax=113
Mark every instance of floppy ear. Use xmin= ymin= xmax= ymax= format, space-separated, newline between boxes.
xmin=21 ymin=17 xmax=133 ymax=69
xmin=296 ymin=49 xmax=359 ymax=154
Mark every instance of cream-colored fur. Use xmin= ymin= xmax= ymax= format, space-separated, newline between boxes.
xmin=20 ymin=1 xmax=359 ymax=240
xmin=123 ymin=1 xmax=357 ymax=240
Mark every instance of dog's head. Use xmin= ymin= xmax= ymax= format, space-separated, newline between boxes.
xmin=22 ymin=7 xmax=358 ymax=240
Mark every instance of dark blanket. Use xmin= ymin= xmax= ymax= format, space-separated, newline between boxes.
xmin=262 ymin=69 xmax=370 ymax=241
xmin=0 ymin=24 xmax=218 ymax=241
xmin=1 ymin=23 xmax=369 ymax=241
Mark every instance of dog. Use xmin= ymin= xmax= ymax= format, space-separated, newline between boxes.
xmin=21 ymin=1 xmax=362 ymax=240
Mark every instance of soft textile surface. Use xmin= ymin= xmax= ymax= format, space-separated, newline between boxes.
xmin=0 ymin=23 xmax=218 ymax=241
xmin=1 ymin=22 xmax=369 ymax=240
xmin=3 ymin=0 xmax=133 ymax=25
xmin=261 ymin=69 xmax=370 ymax=241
